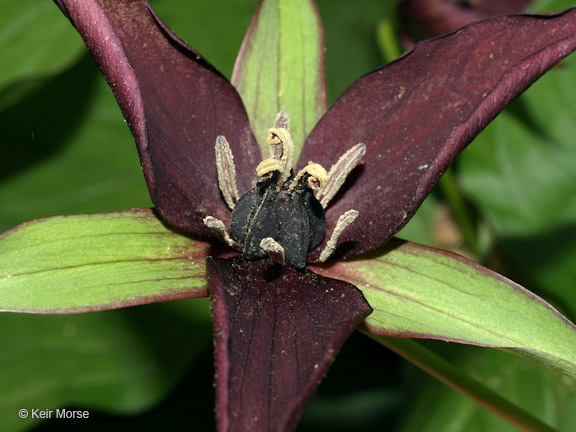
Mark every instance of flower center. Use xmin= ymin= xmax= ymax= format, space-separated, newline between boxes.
xmin=230 ymin=128 xmax=327 ymax=269
xmin=204 ymin=111 xmax=365 ymax=269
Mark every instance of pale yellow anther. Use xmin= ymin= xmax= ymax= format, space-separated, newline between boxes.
xmin=215 ymin=135 xmax=239 ymax=210
xmin=203 ymin=216 xmax=238 ymax=249
xmin=317 ymin=143 xmax=366 ymax=209
xmin=256 ymin=158 xmax=283 ymax=178
xmin=287 ymin=163 xmax=328 ymax=194
xmin=318 ymin=209 xmax=359 ymax=262
xmin=260 ymin=237 xmax=286 ymax=265
xmin=266 ymin=127 xmax=294 ymax=187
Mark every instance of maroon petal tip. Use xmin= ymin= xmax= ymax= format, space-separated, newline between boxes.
xmin=54 ymin=0 xmax=261 ymax=237
xmin=207 ymin=257 xmax=372 ymax=431
xmin=302 ymin=8 xmax=576 ymax=260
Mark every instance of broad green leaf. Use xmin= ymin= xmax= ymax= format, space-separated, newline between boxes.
xmin=231 ymin=0 xmax=326 ymax=156
xmin=149 ymin=0 xmax=255 ymax=78
xmin=398 ymin=344 xmax=576 ymax=432
xmin=0 ymin=209 xmax=209 ymax=313
xmin=530 ymin=0 xmax=576 ymax=12
xmin=0 ymin=57 xmax=152 ymax=232
xmin=0 ymin=0 xmax=84 ymax=94
xmin=0 ymin=299 xmax=212 ymax=432
xmin=316 ymin=0 xmax=390 ymax=105
xmin=312 ymin=240 xmax=576 ymax=379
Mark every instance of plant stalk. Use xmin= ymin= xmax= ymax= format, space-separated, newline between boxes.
xmin=438 ymin=167 xmax=478 ymax=254
xmin=365 ymin=334 xmax=558 ymax=432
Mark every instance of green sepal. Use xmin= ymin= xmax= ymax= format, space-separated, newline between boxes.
xmin=312 ymin=239 xmax=576 ymax=379
xmin=231 ymin=0 xmax=326 ymax=158
xmin=0 ymin=209 xmax=209 ymax=313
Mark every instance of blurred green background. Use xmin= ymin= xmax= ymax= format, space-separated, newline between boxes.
xmin=1 ymin=0 xmax=575 ymax=430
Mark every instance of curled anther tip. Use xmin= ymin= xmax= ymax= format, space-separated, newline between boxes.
xmin=267 ymin=127 xmax=291 ymax=145
xmin=256 ymin=158 xmax=283 ymax=178
xmin=260 ymin=237 xmax=286 ymax=265
xmin=304 ymin=163 xmax=328 ymax=190
xmin=287 ymin=163 xmax=328 ymax=194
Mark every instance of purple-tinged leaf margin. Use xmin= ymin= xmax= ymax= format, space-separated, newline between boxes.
xmin=311 ymin=239 xmax=576 ymax=379
xmin=0 ymin=209 xmax=210 ymax=313
xmin=207 ymin=257 xmax=372 ymax=431
xmin=301 ymin=9 xmax=576 ymax=261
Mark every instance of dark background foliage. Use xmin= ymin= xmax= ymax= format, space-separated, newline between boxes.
xmin=0 ymin=0 xmax=575 ymax=430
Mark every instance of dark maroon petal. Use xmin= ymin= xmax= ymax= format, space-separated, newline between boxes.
xmin=300 ymin=9 xmax=576 ymax=260
xmin=207 ymin=257 xmax=372 ymax=432
xmin=54 ymin=0 xmax=261 ymax=237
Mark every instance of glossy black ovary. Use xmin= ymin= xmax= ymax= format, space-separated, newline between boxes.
xmin=230 ymin=172 xmax=325 ymax=269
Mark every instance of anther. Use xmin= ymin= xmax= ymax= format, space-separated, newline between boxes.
xmin=203 ymin=216 xmax=238 ymax=249
xmin=256 ymin=158 xmax=283 ymax=179
xmin=215 ymin=136 xmax=239 ymax=210
xmin=260 ymin=237 xmax=286 ymax=265
xmin=318 ymin=209 xmax=359 ymax=262
xmin=287 ymin=163 xmax=328 ymax=194
xmin=316 ymin=143 xmax=366 ymax=209
xmin=270 ymin=111 xmax=289 ymax=159
xmin=266 ymin=127 xmax=294 ymax=188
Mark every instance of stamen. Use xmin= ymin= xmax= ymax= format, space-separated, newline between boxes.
xmin=287 ymin=163 xmax=328 ymax=194
xmin=203 ymin=216 xmax=238 ymax=248
xmin=260 ymin=237 xmax=286 ymax=265
xmin=267 ymin=127 xmax=294 ymax=188
xmin=317 ymin=143 xmax=366 ymax=209
xmin=256 ymin=158 xmax=283 ymax=178
xmin=318 ymin=209 xmax=359 ymax=262
xmin=215 ymin=136 xmax=239 ymax=210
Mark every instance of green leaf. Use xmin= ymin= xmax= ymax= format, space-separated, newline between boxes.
xmin=231 ymin=0 xmax=326 ymax=157
xmin=0 ymin=0 xmax=84 ymax=94
xmin=529 ymin=0 xmax=576 ymax=12
xmin=0 ymin=56 xmax=152 ymax=232
xmin=315 ymin=0 xmax=387 ymax=105
xmin=397 ymin=345 xmax=576 ymax=432
xmin=149 ymin=0 xmax=255 ymax=78
xmin=312 ymin=239 xmax=576 ymax=379
xmin=0 ymin=300 xmax=212 ymax=431
xmin=0 ymin=209 xmax=209 ymax=313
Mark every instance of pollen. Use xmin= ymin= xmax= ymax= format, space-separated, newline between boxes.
xmin=205 ymin=111 xmax=365 ymax=268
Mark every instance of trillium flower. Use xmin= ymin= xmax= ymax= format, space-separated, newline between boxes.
xmin=3 ymin=0 xmax=576 ymax=430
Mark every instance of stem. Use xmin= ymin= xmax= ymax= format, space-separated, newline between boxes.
xmin=364 ymin=334 xmax=558 ymax=432
xmin=376 ymin=3 xmax=403 ymax=63
xmin=438 ymin=167 xmax=478 ymax=254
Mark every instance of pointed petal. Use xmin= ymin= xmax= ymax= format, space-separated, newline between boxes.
xmin=54 ymin=0 xmax=261 ymax=236
xmin=301 ymin=9 xmax=576 ymax=259
xmin=0 ymin=209 xmax=209 ymax=313
xmin=207 ymin=257 xmax=372 ymax=432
